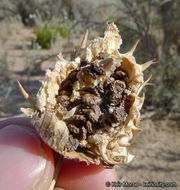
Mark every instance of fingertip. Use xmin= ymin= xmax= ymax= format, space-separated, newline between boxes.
xmin=0 ymin=124 xmax=54 ymax=190
xmin=56 ymin=159 xmax=117 ymax=190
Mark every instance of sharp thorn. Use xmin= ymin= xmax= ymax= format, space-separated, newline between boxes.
xmin=57 ymin=52 xmax=65 ymax=61
xmin=81 ymin=29 xmax=89 ymax=49
xmin=141 ymin=93 xmax=145 ymax=99
xmin=145 ymin=74 xmax=153 ymax=84
xmin=132 ymin=128 xmax=141 ymax=132
xmin=127 ymin=40 xmax=140 ymax=55
xmin=17 ymin=80 xmax=37 ymax=108
xmin=146 ymin=82 xmax=155 ymax=86
xmin=137 ymin=75 xmax=153 ymax=95
xmin=129 ymin=142 xmax=136 ymax=146
xmin=142 ymin=59 xmax=158 ymax=71
xmin=119 ymin=142 xmax=136 ymax=147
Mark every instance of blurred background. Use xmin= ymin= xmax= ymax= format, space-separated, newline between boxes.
xmin=0 ymin=0 xmax=179 ymax=189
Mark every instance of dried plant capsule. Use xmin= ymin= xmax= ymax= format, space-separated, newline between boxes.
xmin=18 ymin=23 xmax=156 ymax=167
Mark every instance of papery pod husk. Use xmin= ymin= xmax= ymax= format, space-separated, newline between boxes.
xmin=19 ymin=23 xmax=156 ymax=168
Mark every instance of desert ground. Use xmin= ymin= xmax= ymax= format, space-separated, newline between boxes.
xmin=0 ymin=22 xmax=179 ymax=190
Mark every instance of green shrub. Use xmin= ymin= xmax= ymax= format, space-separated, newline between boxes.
xmin=33 ymin=24 xmax=68 ymax=49
xmin=34 ymin=25 xmax=53 ymax=49
xmin=54 ymin=25 xmax=68 ymax=38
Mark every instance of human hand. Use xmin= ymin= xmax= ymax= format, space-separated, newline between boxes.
xmin=0 ymin=117 xmax=117 ymax=190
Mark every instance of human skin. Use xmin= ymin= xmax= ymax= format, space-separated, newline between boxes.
xmin=0 ymin=117 xmax=117 ymax=190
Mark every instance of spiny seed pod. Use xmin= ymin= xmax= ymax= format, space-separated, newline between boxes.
xmin=18 ymin=23 xmax=156 ymax=167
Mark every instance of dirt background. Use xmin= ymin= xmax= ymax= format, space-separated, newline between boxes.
xmin=0 ymin=23 xmax=180 ymax=190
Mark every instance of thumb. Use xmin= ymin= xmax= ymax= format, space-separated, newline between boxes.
xmin=0 ymin=123 xmax=54 ymax=190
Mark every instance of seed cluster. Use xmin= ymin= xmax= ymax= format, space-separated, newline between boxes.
xmin=56 ymin=61 xmax=133 ymax=151
xmin=18 ymin=23 xmax=151 ymax=166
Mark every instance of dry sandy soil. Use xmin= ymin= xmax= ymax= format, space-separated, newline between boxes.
xmin=0 ymin=22 xmax=180 ymax=190
xmin=116 ymin=116 xmax=180 ymax=190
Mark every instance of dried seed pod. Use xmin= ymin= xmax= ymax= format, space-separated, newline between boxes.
xmin=18 ymin=23 xmax=156 ymax=167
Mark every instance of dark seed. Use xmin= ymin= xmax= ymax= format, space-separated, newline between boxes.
xmin=68 ymin=98 xmax=82 ymax=110
xmin=90 ymin=63 xmax=105 ymax=75
xmin=62 ymin=79 xmax=72 ymax=90
xmin=65 ymin=135 xmax=79 ymax=151
xmin=115 ymin=70 xmax=127 ymax=79
xmin=82 ymin=94 xmax=97 ymax=106
xmin=113 ymin=107 xmax=128 ymax=123
xmin=83 ymin=67 xmax=96 ymax=79
xmin=109 ymin=93 xmax=122 ymax=105
xmin=80 ymin=126 xmax=87 ymax=140
xmin=109 ymin=80 xmax=126 ymax=94
xmin=69 ymin=70 xmax=79 ymax=81
xmin=71 ymin=114 xmax=86 ymax=123
xmin=57 ymin=95 xmax=69 ymax=107
xmin=68 ymin=124 xmax=80 ymax=134
xmin=87 ymin=105 xmax=102 ymax=123
xmin=104 ymin=77 xmax=115 ymax=88
xmin=92 ymin=83 xmax=104 ymax=96
xmin=86 ymin=120 xmax=93 ymax=133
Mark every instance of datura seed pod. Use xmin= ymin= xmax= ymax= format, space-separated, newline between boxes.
xmin=18 ymin=23 xmax=156 ymax=167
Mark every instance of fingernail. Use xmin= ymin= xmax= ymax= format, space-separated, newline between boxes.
xmin=0 ymin=125 xmax=54 ymax=190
